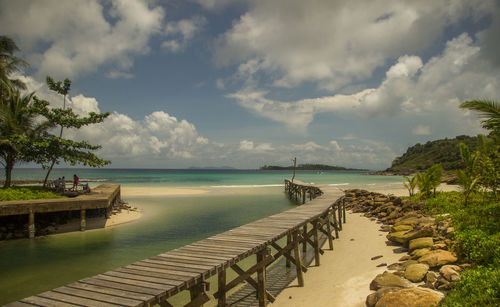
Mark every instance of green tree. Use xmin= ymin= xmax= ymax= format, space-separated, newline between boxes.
xmin=0 ymin=88 xmax=51 ymax=187
xmin=31 ymin=77 xmax=111 ymax=186
xmin=402 ymin=175 xmax=417 ymax=197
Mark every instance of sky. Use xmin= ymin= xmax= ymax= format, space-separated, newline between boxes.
xmin=1 ymin=0 xmax=499 ymax=170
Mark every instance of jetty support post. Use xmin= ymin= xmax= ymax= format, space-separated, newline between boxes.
xmin=302 ymin=224 xmax=307 ymax=253
xmin=337 ymin=203 xmax=343 ymax=231
xmin=312 ymin=220 xmax=320 ymax=266
xmin=217 ymin=269 xmax=226 ymax=307
xmin=343 ymin=197 xmax=347 ymax=223
xmin=257 ymin=249 xmax=267 ymax=307
xmin=286 ymin=233 xmax=291 ymax=268
xmin=214 ymin=248 xmax=274 ymax=305
xmin=28 ymin=209 xmax=35 ymax=239
xmin=302 ymin=188 xmax=306 ymax=204
xmin=80 ymin=209 xmax=86 ymax=231
xmin=292 ymin=230 xmax=304 ymax=287
xmin=187 ymin=278 xmax=211 ymax=307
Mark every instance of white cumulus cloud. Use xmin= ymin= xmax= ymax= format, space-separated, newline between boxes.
xmin=0 ymin=0 xmax=165 ymax=79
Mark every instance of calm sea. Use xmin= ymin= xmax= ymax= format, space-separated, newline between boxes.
xmin=0 ymin=169 xmax=403 ymax=304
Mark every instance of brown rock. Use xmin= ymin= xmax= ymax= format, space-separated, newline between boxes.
xmin=403 ymin=225 xmax=434 ymax=242
xmin=375 ymin=288 xmax=442 ymax=307
xmin=410 ymin=248 xmax=431 ymax=259
xmin=370 ymin=272 xmax=415 ymax=290
xmin=392 ymin=225 xmax=413 ymax=232
xmin=404 ymin=263 xmax=429 ymax=282
xmin=409 ymin=237 xmax=433 ymax=251
xmin=399 ymin=255 xmax=411 ymax=261
xmin=440 ymin=265 xmax=461 ymax=282
xmin=387 ymin=231 xmax=410 ymax=244
xmin=418 ymin=250 xmax=458 ymax=268
xmin=366 ymin=287 xmax=401 ymax=307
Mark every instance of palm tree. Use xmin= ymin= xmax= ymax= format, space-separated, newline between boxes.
xmin=0 ymin=36 xmax=28 ymax=94
xmin=0 ymin=88 xmax=50 ymax=187
xmin=460 ymin=100 xmax=500 ymax=139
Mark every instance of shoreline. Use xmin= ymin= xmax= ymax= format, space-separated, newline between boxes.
xmin=51 ymin=208 xmax=143 ymax=235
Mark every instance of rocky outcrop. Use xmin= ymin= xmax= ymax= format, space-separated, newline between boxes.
xmin=344 ymin=189 xmax=467 ymax=307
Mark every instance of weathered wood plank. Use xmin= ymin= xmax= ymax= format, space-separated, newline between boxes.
xmin=80 ymin=277 xmax=165 ymax=296
xmin=53 ymin=286 xmax=142 ymax=307
xmin=19 ymin=296 xmax=79 ymax=307
xmin=37 ymin=291 xmax=117 ymax=307
xmin=69 ymin=281 xmax=153 ymax=301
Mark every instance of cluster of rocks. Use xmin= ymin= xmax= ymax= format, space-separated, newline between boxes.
xmin=344 ymin=189 xmax=467 ymax=307
xmin=0 ymin=200 xmax=136 ymax=240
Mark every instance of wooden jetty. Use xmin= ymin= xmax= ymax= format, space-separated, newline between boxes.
xmin=5 ymin=180 xmax=346 ymax=307
xmin=0 ymin=184 xmax=121 ymax=238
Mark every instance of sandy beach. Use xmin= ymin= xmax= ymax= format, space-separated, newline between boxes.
xmin=271 ymin=211 xmax=403 ymax=307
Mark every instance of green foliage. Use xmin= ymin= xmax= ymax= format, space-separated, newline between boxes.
xmin=31 ymin=76 xmax=111 ymax=185
xmin=402 ymin=175 xmax=417 ymax=196
xmin=388 ymin=135 xmax=480 ymax=171
xmin=0 ymin=186 xmax=64 ymax=201
xmin=441 ymin=265 xmax=500 ymax=307
xmin=455 ymin=230 xmax=500 ymax=264
xmin=419 ymin=192 xmax=500 ymax=306
xmin=460 ymin=99 xmax=500 ymax=139
xmin=415 ymin=164 xmax=442 ymax=198
xmin=0 ymin=36 xmax=28 ymax=92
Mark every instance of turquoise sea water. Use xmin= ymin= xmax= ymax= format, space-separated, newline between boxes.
xmin=0 ymin=169 xmax=403 ymax=304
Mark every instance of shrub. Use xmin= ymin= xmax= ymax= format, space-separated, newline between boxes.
xmin=441 ymin=265 xmax=500 ymax=307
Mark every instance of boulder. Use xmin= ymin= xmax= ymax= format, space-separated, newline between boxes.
xmin=409 ymin=237 xmax=433 ymax=251
xmin=392 ymin=225 xmax=413 ymax=232
xmin=366 ymin=287 xmax=401 ymax=307
xmin=440 ymin=265 xmax=461 ymax=282
xmin=410 ymin=248 xmax=431 ymax=259
xmin=370 ymin=272 xmax=414 ymax=290
xmin=402 ymin=225 xmax=434 ymax=242
xmin=404 ymin=263 xmax=429 ymax=282
xmin=375 ymin=288 xmax=442 ymax=307
xmin=387 ymin=231 xmax=410 ymax=244
xmin=418 ymin=250 xmax=458 ymax=268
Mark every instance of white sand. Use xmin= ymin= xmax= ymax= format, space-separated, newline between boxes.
xmin=121 ymin=186 xmax=209 ymax=197
xmin=271 ymin=211 xmax=403 ymax=307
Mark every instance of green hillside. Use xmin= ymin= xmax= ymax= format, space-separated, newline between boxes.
xmin=387 ymin=135 xmax=480 ymax=171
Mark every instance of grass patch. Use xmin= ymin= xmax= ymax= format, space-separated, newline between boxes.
xmin=0 ymin=186 xmax=64 ymax=201
xmin=409 ymin=191 xmax=500 ymax=305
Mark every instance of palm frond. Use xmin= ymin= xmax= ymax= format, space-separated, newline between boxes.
xmin=460 ymin=99 xmax=500 ymax=132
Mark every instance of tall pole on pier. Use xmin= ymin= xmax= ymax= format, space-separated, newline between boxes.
xmin=292 ymin=157 xmax=297 ymax=183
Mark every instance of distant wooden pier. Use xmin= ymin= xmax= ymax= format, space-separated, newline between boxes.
xmin=0 ymin=184 xmax=121 ymax=238
xmin=6 ymin=180 xmax=345 ymax=307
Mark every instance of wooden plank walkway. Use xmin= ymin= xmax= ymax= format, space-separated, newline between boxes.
xmin=5 ymin=180 xmax=345 ymax=307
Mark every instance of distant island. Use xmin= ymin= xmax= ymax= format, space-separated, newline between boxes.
xmin=260 ymin=164 xmax=367 ymax=171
